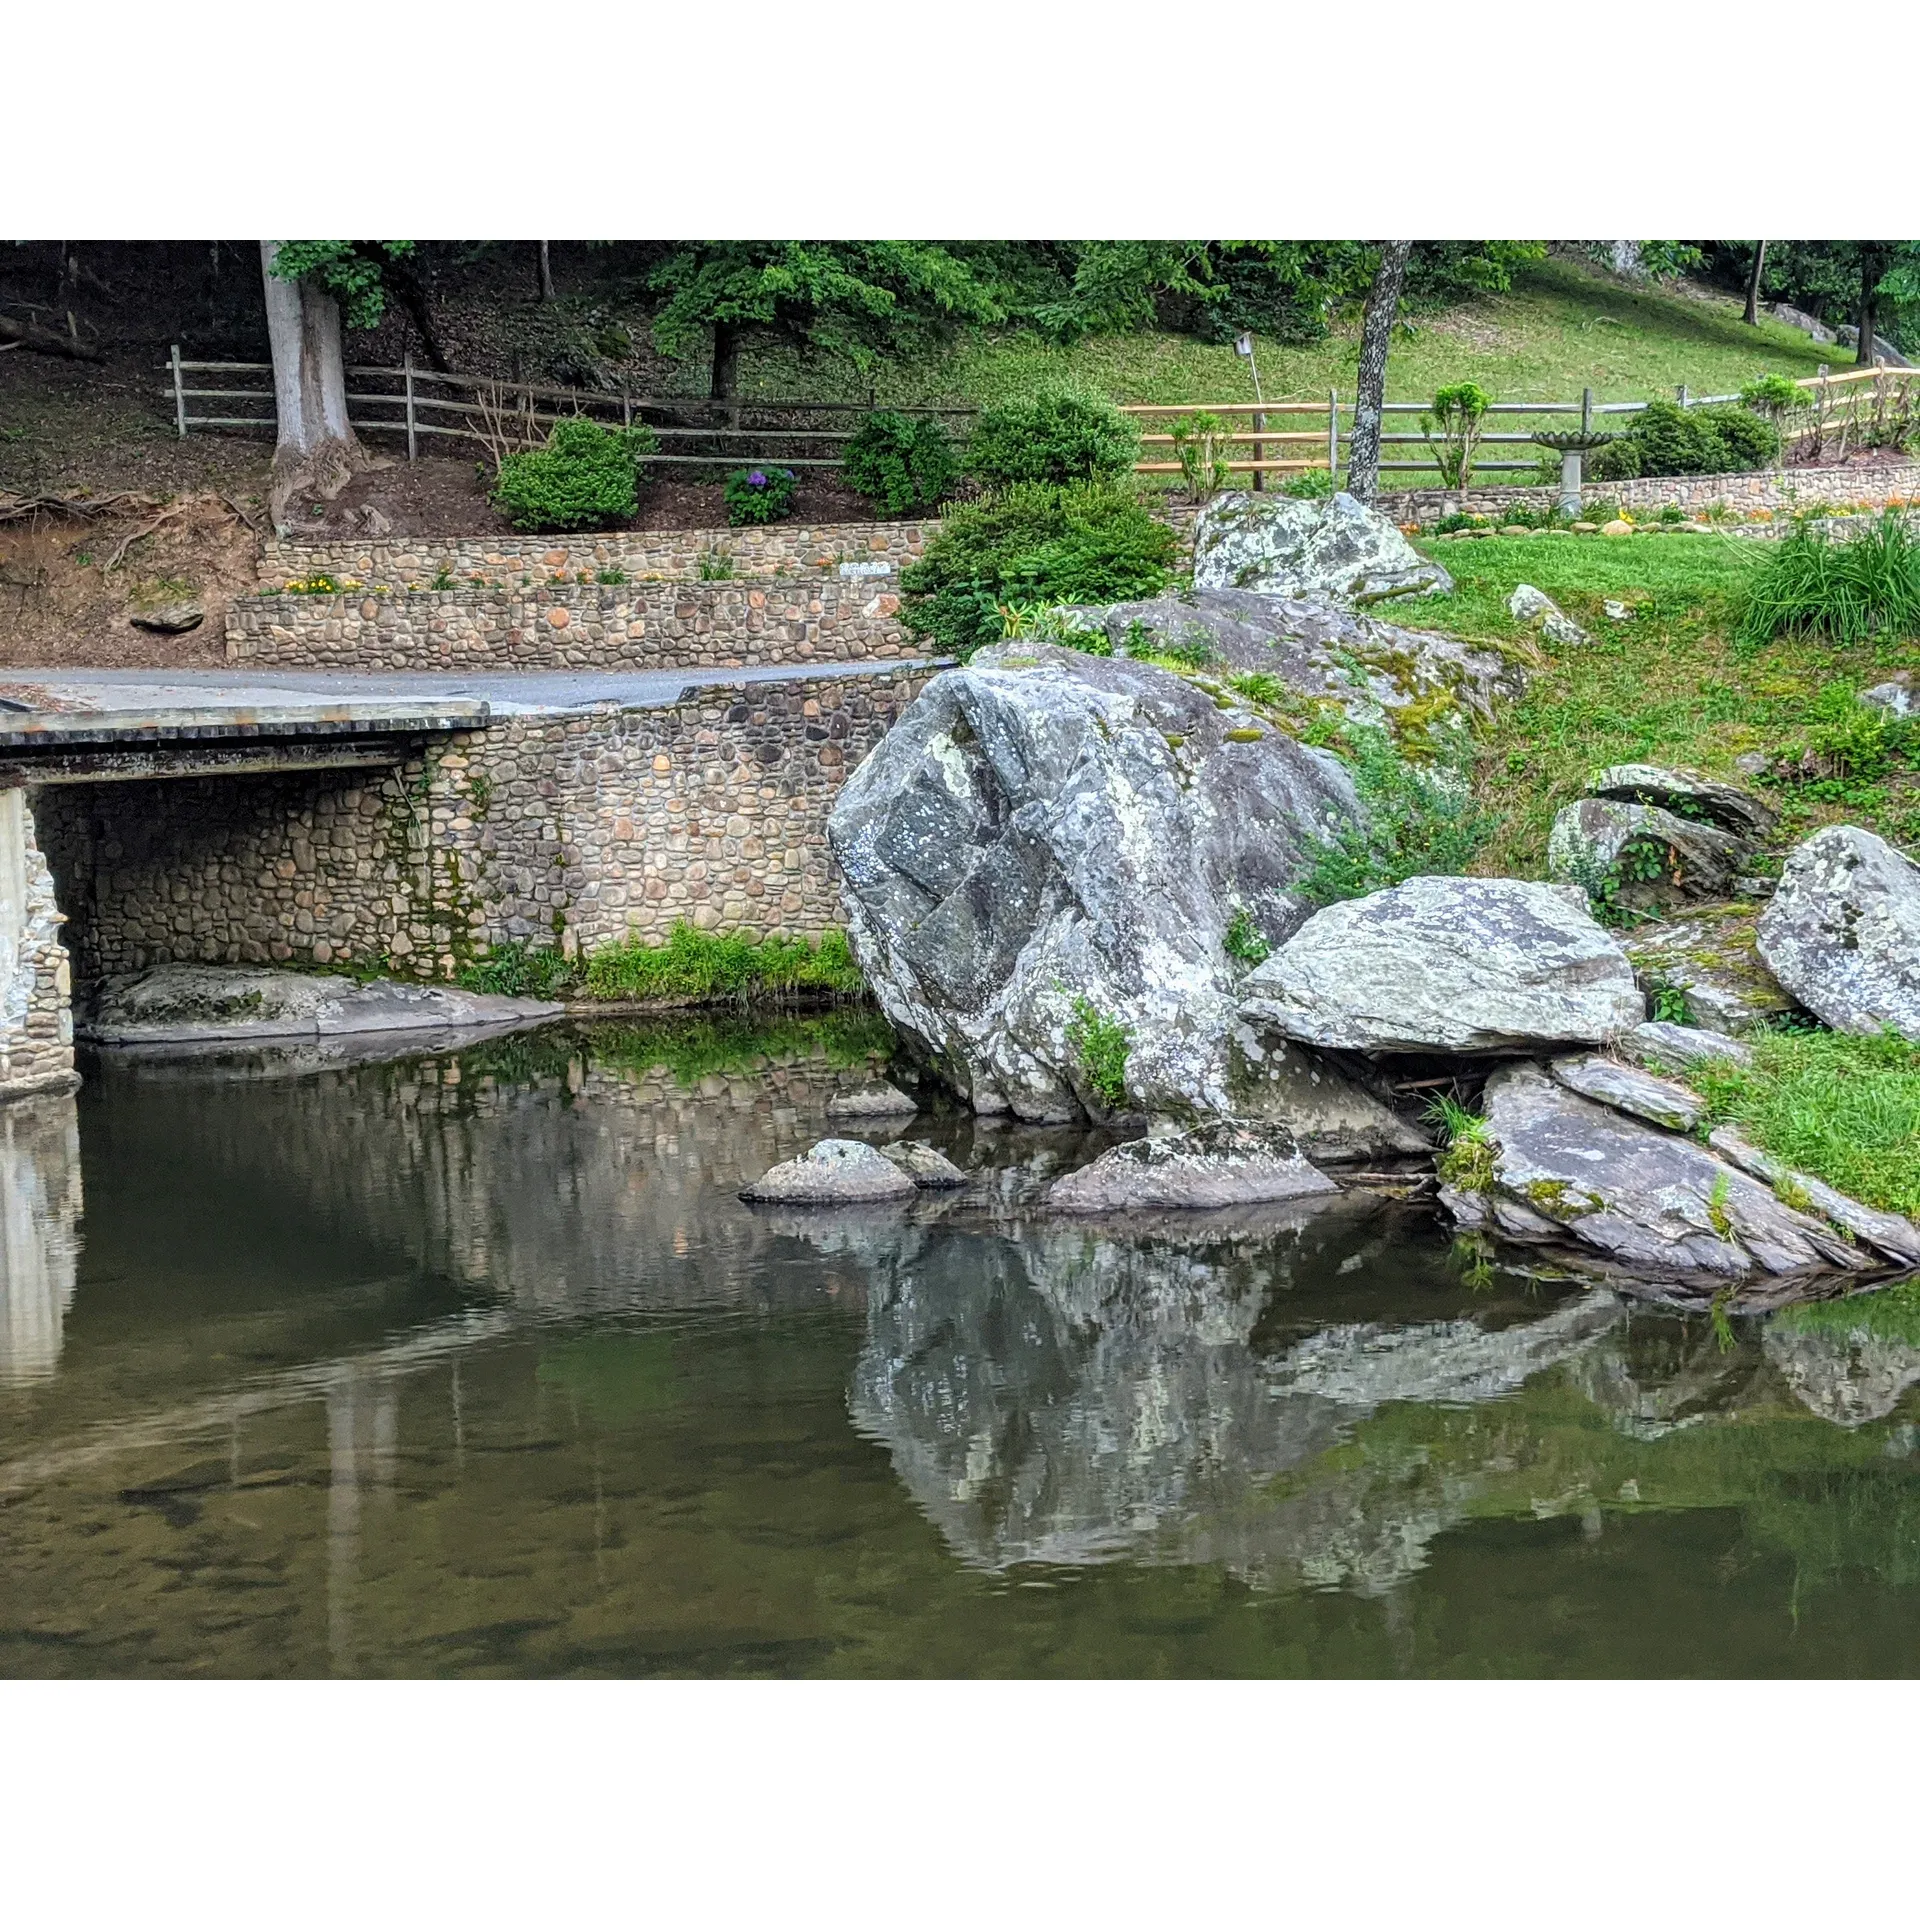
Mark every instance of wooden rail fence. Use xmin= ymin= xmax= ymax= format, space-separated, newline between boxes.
xmin=166 ymin=348 xmax=1918 ymax=489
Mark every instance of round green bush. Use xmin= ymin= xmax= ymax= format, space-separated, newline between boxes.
xmin=900 ymin=479 xmax=1177 ymax=659
xmin=965 ymin=389 xmax=1140 ymax=488
xmin=724 ymin=466 xmax=800 ymax=526
xmin=1587 ymin=399 xmax=1782 ymax=482
xmin=492 ymin=418 xmax=656 ymax=532
xmin=843 ymin=410 xmax=957 ymax=517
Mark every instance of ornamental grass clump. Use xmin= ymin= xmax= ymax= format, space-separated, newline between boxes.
xmin=724 ymin=466 xmax=800 ymax=526
xmin=493 ymin=418 xmax=657 ymax=532
xmin=1735 ymin=512 xmax=1920 ymax=649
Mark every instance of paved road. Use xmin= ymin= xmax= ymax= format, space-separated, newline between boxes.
xmin=0 ymin=657 xmax=940 ymax=722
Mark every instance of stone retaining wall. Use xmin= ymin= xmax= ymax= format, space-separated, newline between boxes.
xmin=225 ymin=578 xmax=929 ymax=673
xmin=0 ymin=790 xmax=77 ymax=1100
xmin=265 ymin=519 xmax=938 ymax=589
xmin=31 ymin=670 xmax=935 ymax=982
xmin=1368 ymin=461 xmax=1920 ymax=528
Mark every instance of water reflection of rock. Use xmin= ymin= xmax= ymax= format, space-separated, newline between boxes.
xmin=0 ymin=1095 xmax=82 ymax=1386
xmin=1762 ymin=1321 xmax=1920 ymax=1428
xmin=845 ymin=1198 xmax=1626 ymax=1588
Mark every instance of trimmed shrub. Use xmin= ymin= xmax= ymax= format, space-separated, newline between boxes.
xmin=724 ymin=466 xmax=800 ymax=526
xmin=843 ymin=410 xmax=958 ymax=517
xmin=1588 ymin=400 xmax=1782 ymax=481
xmin=901 ymin=480 xmax=1177 ymax=659
xmin=965 ymin=389 xmax=1140 ymax=487
xmin=493 ymin=418 xmax=656 ymax=532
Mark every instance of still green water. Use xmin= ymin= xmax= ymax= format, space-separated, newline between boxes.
xmin=4 ymin=1013 xmax=1920 ymax=1678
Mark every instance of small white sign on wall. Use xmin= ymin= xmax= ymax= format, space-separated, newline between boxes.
xmin=838 ymin=561 xmax=893 ymax=579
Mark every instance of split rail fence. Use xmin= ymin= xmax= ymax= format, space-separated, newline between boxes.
xmin=166 ymin=348 xmax=1918 ymax=490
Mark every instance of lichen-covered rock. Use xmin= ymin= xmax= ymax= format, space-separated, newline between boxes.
xmin=1620 ymin=904 xmax=1797 ymax=1034
xmin=1584 ymin=763 xmax=1778 ymax=839
xmin=828 ymin=643 xmax=1382 ymax=1126
xmin=1627 ymin=1020 xmax=1753 ymax=1075
xmin=1047 ymin=1119 xmax=1341 ymax=1212
xmin=1191 ymin=491 xmax=1452 ymax=603
xmin=1549 ymin=1053 xmax=1706 ymax=1132
xmin=80 ymin=965 xmax=560 ymax=1045
xmin=1453 ymin=1061 xmax=1875 ymax=1297
xmin=1756 ymin=826 xmax=1920 ymax=1040
xmin=1547 ymin=798 xmax=1752 ymax=904
xmin=740 ymin=1138 xmax=916 ymax=1204
xmin=1082 ymin=588 xmax=1525 ymax=745
xmin=1506 ymin=584 xmax=1589 ymax=646
xmin=1860 ymin=677 xmax=1916 ymax=721
xmin=1762 ymin=1319 xmax=1920 ymax=1427
xmin=879 ymin=1139 xmax=969 ymax=1188
xmin=1238 ymin=877 xmax=1643 ymax=1056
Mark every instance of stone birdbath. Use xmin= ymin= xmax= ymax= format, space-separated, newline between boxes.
xmin=1531 ymin=429 xmax=1621 ymax=520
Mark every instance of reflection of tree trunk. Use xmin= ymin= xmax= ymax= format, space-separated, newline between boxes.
xmin=1346 ymin=242 xmax=1411 ymax=505
xmin=538 ymin=240 xmax=554 ymax=301
xmin=1743 ymin=241 xmax=1767 ymax=326
xmin=261 ymin=241 xmax=368 ymax=532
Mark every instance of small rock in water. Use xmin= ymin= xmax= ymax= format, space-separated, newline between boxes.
xmin=879 ymin=1140 xmax=968 ymax=1188
xmin=740 ymin=1138 xmax=916 ymax=1205
xmin=826 ymin=1084 xmax=919 ymax=1119
xmin=1627 ymin=1020 xmax=1752 ymax=1074
xmin=1046 ymin=1119 xmax=1339 ymax=1213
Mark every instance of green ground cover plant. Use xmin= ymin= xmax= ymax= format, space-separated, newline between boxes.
xmin=1066 ymin=996 xmax=1132 ymax=1109
xmin=842 ymin=410 xmax=957 ymax=517
xmin=457 ymin=924 xmax=863 ymax=1006
xmin=493 ymin=418 xmax=657 ymax=531
xmin=1684 ymin=1027 xmax=1920 ymax=1220
xmin=901 ymin=479 xmax=1176 ymax=658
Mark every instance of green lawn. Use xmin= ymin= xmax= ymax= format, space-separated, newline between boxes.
xmin=1405 ymin=530 xmax=1920 ymax=873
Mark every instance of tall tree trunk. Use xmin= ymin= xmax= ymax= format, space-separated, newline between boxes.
xmin=709 ymin=320 xmax=740 ymax=406
xmin=261 ymin=241 xmax=367 ymax=532
xmin=1743 ymin=241 xmax=1767 ymax=326
xmin=538 ymin=241 xmax=554 ymax=301
xmin=386 ymin=255 xmax=449 ymax=371
xmin=1858 ymin=245 xmax=1888 ymax=366
xmin=1345 ymin=242 xmax=1411 ymax=505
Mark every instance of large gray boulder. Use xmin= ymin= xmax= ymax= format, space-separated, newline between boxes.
xmin=740 ymin=1138 xmax=916 ymax=1204
xmin=80 ymin=964 xmax=561 ymax=1045
xmin=1047 ymin=1119 xmax=1340 ymax=1212
xmin=1757 ymin=826 xmax=1920 ymax=1040
xmin=1618 ymin=904 xmax=1797 ymax=1035
xmin=1191 ymin=491 xmax=1452 ymax=603
xmin=1449 ymin=1061 xmax=1875 ymax=1298
xmin=1585 ymin=764 xmax=1778 ymax=840
xmin=828 ymin=642 xmax=1417 ymax=1147
xmin=1081 ymin=589 xmax=1524 ymax=744
xmin=1238 ymin=877 xmax=1644 ymax=1056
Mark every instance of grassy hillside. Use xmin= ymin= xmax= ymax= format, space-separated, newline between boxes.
xmin=748 ymin=256 xmax=1844 ymax=412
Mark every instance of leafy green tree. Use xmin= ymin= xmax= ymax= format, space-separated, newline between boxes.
xmin=644 ymin=243 xmax=1008 ymax=402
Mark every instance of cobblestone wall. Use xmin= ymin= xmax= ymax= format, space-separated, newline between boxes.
xmin=31 ymin=670 xmax=936 ymax=983
xmin=265 ymin=520 xmax=937 ymax=589
xmin=226 ymin=577 xmax=930 ymax=672
xmin=0 ymin=789 xmax=77 ymax=1100
xmin=1363 ymin=461 xmax=1920 ymax=528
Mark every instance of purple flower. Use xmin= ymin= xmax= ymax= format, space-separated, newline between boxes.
xmin=748 ymin=469 xmax=767 ymax=486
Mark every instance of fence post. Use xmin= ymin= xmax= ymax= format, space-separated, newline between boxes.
xmin=1581 ymin=386 xmax=1593 ymax=437
xmin=1677 ymin=383 xmax=1690 ymax=408
xmin=171 ymin=344 xmax=187 ymax=438
xmin=1252 ymin=407 xmax=1265 ymax=491
xmin=404 ymin=355 xmax=417 ymax=463
xmin=1328 ymin=390 xmax=1338 ymax=483
xmin=621 ymin=383 xmax=631 ymax=431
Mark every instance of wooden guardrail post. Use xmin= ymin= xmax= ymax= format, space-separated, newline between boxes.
xmin=1327 ymin=390 xmax=1338 ymax=483
xmin=170 ymin=345 xmax=187 ymax=438
xmin=403 ymin=355 xmax=417 ymax=463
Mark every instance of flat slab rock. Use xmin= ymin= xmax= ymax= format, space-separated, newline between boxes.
xmin=1239 ymin=876 xmax=1644 ymax=1056
xmin=879 ymin=1140 xmax=968 ymax=1188
xmin=1626 ymin=1020 xmax=1753 ymax=1074
xmin=1191 ymin=491 xmax=1453 ymax=603
xmin=1549 ymin=1052 xmax=1706 ymax=1131
xmin=81 ymin=964 xmax=561 ymax=1045
xmin=1585 ymin=764 xmax=1778 ymax=839
xmin=826 ymin=1084 xmax=919 ymax=1119
xmin=1047 ymin=1120 xmax=1339 ymax=1213
xmin=1452 ymin=1060 xmax=1875 ymax=1297
xmin=1757 ymin=825 xmax=1920 ymax=1041
xmin=741 ymin=1138 xmax=916 ymax=1204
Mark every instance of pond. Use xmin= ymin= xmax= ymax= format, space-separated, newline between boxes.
xmin=3 ymin=1010 xmax=1919 ymax=1678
